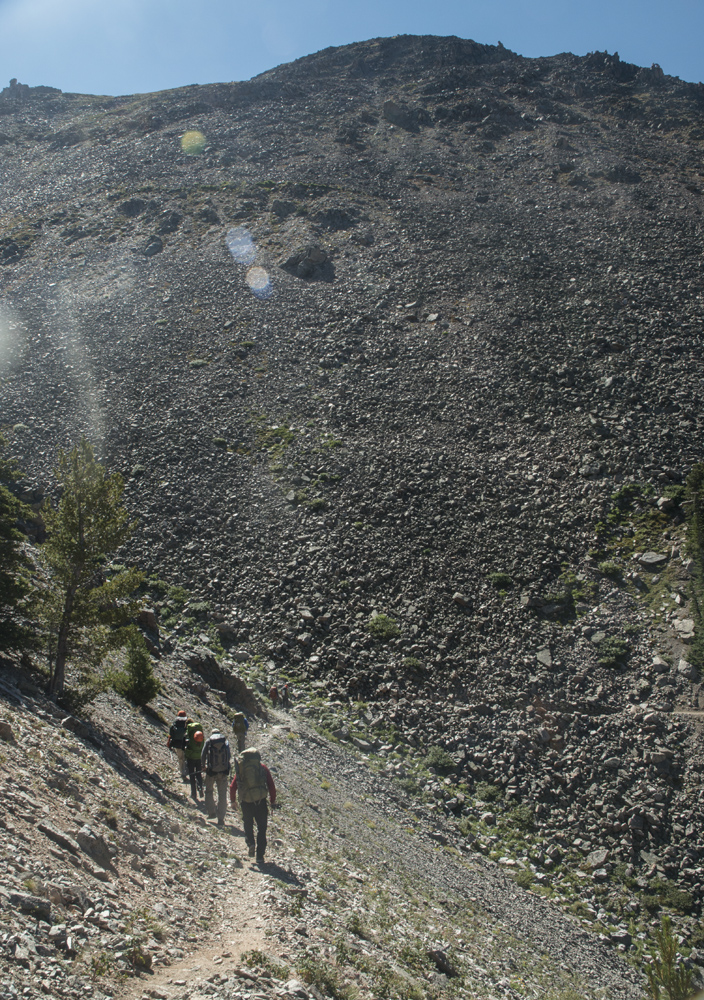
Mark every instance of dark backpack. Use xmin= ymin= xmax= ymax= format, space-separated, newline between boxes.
xmin=169 ymin=717 xmax=187 ymax=749
xmin=207 ymin=734 xmax=231 ymax=774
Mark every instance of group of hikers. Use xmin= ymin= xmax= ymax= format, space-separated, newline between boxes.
xmin=269 ymin=681 xmax=291 ymax=708
xmin=166 ymin=709 xmax=275 ymax=863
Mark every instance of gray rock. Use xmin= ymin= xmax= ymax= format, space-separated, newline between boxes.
xmin=610 ymin=928 xmax=632 ymax=947
xmin=143 ymin=236 xmax=163 ymax=257
xmin=271 ymin=199 xmax=297 ymax=219
xmin=75 ymin=826 xmax=113 ymax=868
xmin=675 ymin=619 xmax=695 ymax=641
xmin=678 ymin=658 xmax=697 ymax=680
xmin=0 ymin=720 xmax=16 ymax=742
xmin=351 ymin=736 xmax=374 ymax=752
xmin=37 ymin=822 xmax=81 ymax=855
xmin=639 ymin=551 xmax=668 ymax=569
xmin=138 ymin=607 xmax=159 ymax=632
xmin=586 ymin=848 xmax=610 ymax=869
xmin=282 ymin=981 xmax=310 ymax=999
xmin=9 ymin=892 xmax=51 ymax=921
xmin=382 ymin=100 xmax=416 ymax=129
xmin=280 ymin=245 xmax=328 ymax=279
xmin=536 ymin=647 xmax=552 ymax=668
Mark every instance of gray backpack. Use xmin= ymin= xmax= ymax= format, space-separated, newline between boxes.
xmin=206 ymin=734 xmax=231 ymax=774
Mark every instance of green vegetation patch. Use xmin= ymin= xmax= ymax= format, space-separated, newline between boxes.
xmin=366 ymin=613 xmax=401 ymax=642
xmin=475 ymin=781 xmax=503 ymax=802
xmin=594 ymin=635 xmax=630 ymax=668
xmin=425 ymin=746 xmax=455 ymax=772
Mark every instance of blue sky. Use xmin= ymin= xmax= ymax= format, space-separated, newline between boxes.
xmin=0 ymin=0 xmax=702 ymax=96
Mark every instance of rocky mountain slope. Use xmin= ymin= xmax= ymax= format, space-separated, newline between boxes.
xmin=1 ymin=32 xmax=704 ymax=996
xmin=0 ymin=654 xmax=645 ymax=1000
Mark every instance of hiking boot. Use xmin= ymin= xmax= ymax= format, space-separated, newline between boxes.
xmin=256 ymin=855 xmax=265 ymax=863
xmin=208 ymin=813 xmax=217 ymax=820
xmin=248 ymin=843 xmax=255 ymax=858
xmin=217 ymin=818 xmax=224 ymax=827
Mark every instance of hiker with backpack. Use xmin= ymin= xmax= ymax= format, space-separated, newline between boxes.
xmin=201 ymin=730 xmax=231 ymax=826
xmin=184 ymin=719 xmax=205 ymax=801
xmin=229 ymin=747 xmax=276 ymax=863
xmin=232 ymin=711 xmax=249 ymax=753
xmin=269 ymin=684 xmax=278 ymax=708
xmin=281 ymin=682 xmax=290 ymax=708
xmin=167 ymin=709 xmax=188 ymax=781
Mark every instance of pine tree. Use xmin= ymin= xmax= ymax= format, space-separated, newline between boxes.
xmin=0 ymin=433 xmax=32 ymax=649
xmin=39 ymin=438 xmax=143 ymax=696
xmin=120 ymin=630 xmax=160 ymax=706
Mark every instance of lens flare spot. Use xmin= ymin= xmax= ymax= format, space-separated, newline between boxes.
xmin=246 ymin=266 xmax=272 ymax=300
xmin=226 ymin=226 xmax=256 ymax=264
xmin=181 ymin=130 xmax=206 ymax=155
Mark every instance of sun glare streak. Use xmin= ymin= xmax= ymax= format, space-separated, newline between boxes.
xmin=49 ymin=282 xmax=106 ymax=449
xmin=0 ymin=305 xmax=26 ymax=371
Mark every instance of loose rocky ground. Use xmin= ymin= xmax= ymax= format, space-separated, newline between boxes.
xmin=1 ymin=31 xmax=704 ymax=998
xmin=1 ymin=654 xmax=648 ymax=1000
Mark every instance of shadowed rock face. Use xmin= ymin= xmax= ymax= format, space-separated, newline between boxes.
xmin=1 ymin=39 xmax=704 ymax=867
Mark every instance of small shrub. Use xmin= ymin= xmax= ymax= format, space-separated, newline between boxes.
xmin=489 ymin=572 xmax=513 ymax=589
xmin=189 ymin=358 xmax=208 ymax=368
xmin=346 ymin=912 xmax=368 ymax=938
xmin=167 ymin=584 xmax=190 ymax=604
xmin=403 ymin=656 xmax=424 ymax=672
xmin=507 ymin=803 xmax=535 ymax=831
xmin=475 ymin=781 xmax=502 ymax=802
xmin=596 ymin=636 xmax=629 ymax=668
xmin=242 ymin=950 xmax=289 ymax=979
xmin=298 ymin=956 xmax=354 ymax=1000
xmin=366 ymin=613 xmax=400 ymax=642
xmin=598 ymin=560 xmax=621 ymax=577
xmin=212 ymin=437 xmax=227 ymax=449
xmin=90 ymin=951 xmax=112 ymax=977
xmin=189 ymin=600 xmax=211 ymax=615
xmin=305 ymin=497 xmax=328 ymax=511
xmin=426 ymin=746 xmax=455 ymax=771
xmin=98 ymin=804 xmax=119 ymax=830
xmin=513 ymin=869 xmax=534 ymax=890
xmin=658 ymin=882 xmax=694 ymax=914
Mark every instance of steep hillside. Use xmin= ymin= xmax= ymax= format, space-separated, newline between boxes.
xmin=1 ymin=34 xmax=704 ymax=995
xmin=0 ymin=655 xmax=645 ymax=1000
